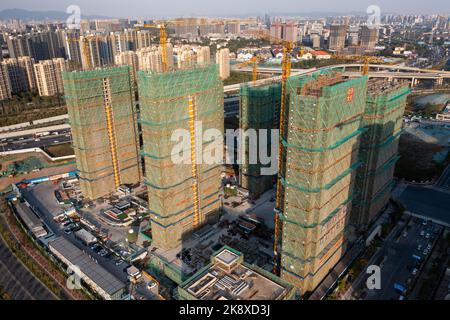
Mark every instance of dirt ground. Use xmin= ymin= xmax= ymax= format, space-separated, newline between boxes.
xmin=395 ymin=133 xmax=445 ymax=182
xmin=0 ymin=152 xmax=76 ymax=191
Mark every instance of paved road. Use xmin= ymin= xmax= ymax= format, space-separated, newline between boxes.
xmin=0 ymin=234 xmax=57 ymax=300
xmin=399 ymin=185 xmax=450 ymax=226
xmin=436 ymin=165 xmax=450 ymax=191
xmin=0 ymin=129 xmax=71 ymax=152
xmin=364 ymin=220 xmax=440 ymax=300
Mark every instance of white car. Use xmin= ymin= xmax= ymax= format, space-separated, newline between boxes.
xmin=147 ymin=281 xmax=157 ymax=290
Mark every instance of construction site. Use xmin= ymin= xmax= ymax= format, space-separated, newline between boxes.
xmin=63 ymin=66 xmax=141 ymax=199
xmin=138 ymin=64 xmax=224 ymax=250
xmin=352 ymin=80 xmax=410 ymax=229
xmin=239 ymin=83 xmax=281 ymax=198
xmin=275 ymin=71 xmax=368 ymax=294
xmin=58 ymin=27 xmax=413 ymax=298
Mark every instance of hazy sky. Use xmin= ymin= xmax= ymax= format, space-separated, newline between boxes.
xmin=1 ymin=0 xmax=449 ymax=17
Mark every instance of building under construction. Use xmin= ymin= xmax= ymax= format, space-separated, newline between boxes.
xmin=239 ymin=83 xmax=281 ymax=198
xmin=138 ymin=64 xmax=223 ymax=250
xmin=351 ymin=80 xmax=410 ymax=229
xmin=276 ymin=71 xmax=368 ymax=294
xmin=63 ymin=66 xmax=141 ymax=199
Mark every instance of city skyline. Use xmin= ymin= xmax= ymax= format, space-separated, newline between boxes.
xmin=0 ymin=0 xmax=449 ymax=19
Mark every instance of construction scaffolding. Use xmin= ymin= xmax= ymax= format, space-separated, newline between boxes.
xmin=138 ymin=64 xmax=224 ymax=250
xmin=63 ymin=66 xmax=141 ymax=199
xmin=239 ymin=83 xmax=281 ymax=198
xmin=277 ymin=71 xmax=368 ymax=293
xmin=351 ymin=80 xmax=410 ymax=229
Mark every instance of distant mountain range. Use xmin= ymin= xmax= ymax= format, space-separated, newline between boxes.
xmin=0 ymin=8 xmax=111 ymax=21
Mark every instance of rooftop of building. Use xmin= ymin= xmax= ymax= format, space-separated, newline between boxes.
xmin=296 ymin=72 xmax=346 ymax=96
xmin=179 ymin=246 xmax=294 ymax=300
xmin=48 ymin=236 xmax=125 ymax=295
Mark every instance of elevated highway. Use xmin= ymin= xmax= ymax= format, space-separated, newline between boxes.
xmin=225 ymin=63 xmax=450 ymax=94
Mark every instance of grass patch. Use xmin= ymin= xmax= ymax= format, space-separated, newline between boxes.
xmin=117 ymin=213 xmax=128 ymax=221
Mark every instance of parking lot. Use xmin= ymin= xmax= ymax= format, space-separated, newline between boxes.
xmin=20 ymin=183 xmax=131 ymax=284
xmin=364 ymin=218 xmax=442 ymax=300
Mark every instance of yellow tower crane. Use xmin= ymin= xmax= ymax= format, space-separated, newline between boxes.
xmin=246 ymin=29 xmax=295 ymax=274
xmin=235 ymin=55 xmax=260 ymax=84
xmin=66 ymin=34 xmax=95 ymax=70
xmin=138 ymin=23 xmax=170 ymax=72
xmin=138 ymin=19 xmax=219 ymax=72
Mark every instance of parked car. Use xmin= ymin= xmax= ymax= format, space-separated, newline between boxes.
xmin=115 ymin=259 xmax=124 ymax=266
xmin=90 ymin=244 xmax=100 ymax=251
xmin=147 ymin=281 xmax=157 ymax=290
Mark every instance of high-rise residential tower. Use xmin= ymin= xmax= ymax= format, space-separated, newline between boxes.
xmin=63 ymin=66 xmax=141 ymax=199
xmin=360 ymin=26 xmax=378 ymax=51
xmin=276 ymin=72 xmax=367 ymax=294
xmin=138 ymin=64 xmax=223 ymax=250
xmin=34 ymin=58 xmax=67 ymax=96
xmin=239 ymin=83 xmax=281 ymax=198
xmin=328 ymin=24 xmax=346 ymax=51
xmin=351 ymin=80 xmax=409 ymax=229
xmin=0 ymin=63 xmax=12 ymax=101
xmin=216 ymin=48 xmax=230 ymax=80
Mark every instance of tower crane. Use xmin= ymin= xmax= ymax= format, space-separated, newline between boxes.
xmin=234 ymin=56 xmax=260 ymax=84
xmin=66 ymin=34 xmax=95 ymax=70
xmin=245 ymin=29 xmax=295 ymax=274
xmin=137 ymin=19 xmax=224 ymax=72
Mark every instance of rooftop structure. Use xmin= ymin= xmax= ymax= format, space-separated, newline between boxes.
xmin=351 ymin=80 xmax=410 ymax=229
xmin=74 ymin=228 xmax=97 ymax=246
xmin=138 ymin=64 xmax=223 ymax=250
xmin=178 ymin=246 xmax=296 ymax=300
xmin=63 ymin=66 xmax=141 ymax=200
xmin=276 ymin=71 xmax=367 ymax=294
xmin=14 ymin=202 xmax=47 ymax=238
xmin=48 ymin=236 xmax=126 ymax=300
